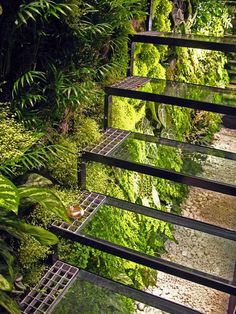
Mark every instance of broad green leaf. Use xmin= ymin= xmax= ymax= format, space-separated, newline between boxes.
xmin=0 ymin=241 xmax=14 ymax=278
xmin=152 ymin=185 xmax=161 ymax=209
xmin=18 ymin=186 xmax=69 ymax=222
xmin=0 ymin=175 xmax=19 ymax=213
xmin=114 ymin=273 xmax=133 ymax=286
xmin=0 ymin=291 xmax=21 ymax=314
xmin=22 ymin=173 xmax=53 ymax=187
xmin=147 ymin=102 xmax=159 ymax=123
xmin=0 ymin=218 xmax=58 ymax=245
xmin=0 ymin=274 xmax=11 ymax=291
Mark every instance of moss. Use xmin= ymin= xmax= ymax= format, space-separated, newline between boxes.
xmin=17 ymin=235 xmax=50 ymax=271
xmin=0 ymin=110 xmax=38 ymax=165
xmin=112 ymin=97 xmax=145 ymax=131
xmin=29 ymin=204 xmax=57 ymax=229
xmin=86 ymin=163 xmax=112 ymax=195
xmin=23 ymin=264 xmax=47 ymax=287
xmin=47 ymin=136 xmax=77 ymax=188
xmin=73 ymin=116 xmax=102 ymax=150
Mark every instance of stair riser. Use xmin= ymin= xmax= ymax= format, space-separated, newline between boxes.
xmin=105 ymin=88 xmax=236 ymax=116
xmin=83 ymin=152 xmax=236 ymax=196
xmin=129 ymin=34 xmax=236 ymax=53
xmin=51 ymin=226 xmax=236 ymax=296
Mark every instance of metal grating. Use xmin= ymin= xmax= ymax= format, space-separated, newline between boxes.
xmin=85 ymin=128 xmax=130 ymax=156
xmin=111 ymin=76 xmax=150 ymax=90
xmin=52 ymin=192 xmax=106 ymax=233
xmin=20 ymin=261 xmax=79 ymax=314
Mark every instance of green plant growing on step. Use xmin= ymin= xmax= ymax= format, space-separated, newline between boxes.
xmin=0 ymin=174 xmax=68 ymax=314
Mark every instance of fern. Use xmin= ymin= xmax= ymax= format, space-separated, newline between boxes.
xmin=0 ymin=145 xmax=71 ymax=176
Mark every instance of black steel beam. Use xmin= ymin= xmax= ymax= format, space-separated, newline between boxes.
xmin=51 ymin=226 xmax=236 ymax=296
xmin=78 ymin=270 xmax=201 ymax=314
xmin=83 ymin=151 xmax=236 ymax=196
xmin=130 ymin=131 xmax=236 ymax=161
xmin=129 ymin=33 xmax=236 ymax=53
xmin=105 ymin=86 xmax=236 ymax=116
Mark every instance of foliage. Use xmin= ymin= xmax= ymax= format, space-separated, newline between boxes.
xmin=0 ymin=173 xmax=68 ymax=313
xmin=0 ymin=0 xmax=231 ymax=311
xmin=192 ymin=0 xmax=231 ymax=36
xmin=51 ymin=275 xmax=135 ymax=314
xmin=0 ymin=109 xmax=38 ymax=165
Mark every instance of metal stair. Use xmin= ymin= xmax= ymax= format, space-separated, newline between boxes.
xmin=21 ymin=1 xmax=236 ymax=313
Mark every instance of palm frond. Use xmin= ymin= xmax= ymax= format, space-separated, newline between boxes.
xmin=15 ymin=0 xmax=73 ymax=26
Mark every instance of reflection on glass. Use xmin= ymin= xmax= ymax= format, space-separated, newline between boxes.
xmin=86 ymin=161 xmax=236 ymax=231
xmin=139 ymin=31 xmax=236 ymax=44
xmin=110 ymin=137 xmax=236 ymax=186
xmin=116 ymin=77 xmax=236 ymax=108
xmin=51 ymin=274 xmax=169 ymax=314
xmin=82 ymin=205 xmax=236 ymax=282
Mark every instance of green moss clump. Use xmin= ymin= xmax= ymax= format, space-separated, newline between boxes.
xmin=17 ymin=235 xmax=50 ymax=270
xmin=73 ymin=116 xmax=101 ymax=149
xmin=47 ymin=136 xmax=77 ymax=187
xmin=0 ymin=110 xmax=38 ymax=165
xmin=112 ymin=97 xmax=145 ymax=131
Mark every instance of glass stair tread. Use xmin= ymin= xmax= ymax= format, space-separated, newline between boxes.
xmin=20 ymin=261 xmax=201 ymax=314
xmin=51 ymin=192 xmax=236 ymax=295
xmin=82 ymin=128 xmax=236 ymax=196
xmin=129 ymin=31 xmax=236 ymax=52
xmin=105 ymin=76 xmax=236 ymax=116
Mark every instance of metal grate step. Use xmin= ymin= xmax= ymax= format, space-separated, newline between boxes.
xmin=20 ymin=260 xmax=201 ymax=314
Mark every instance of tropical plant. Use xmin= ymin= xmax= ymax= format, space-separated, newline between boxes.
xmin=0 ymin=173 xmax=69 ymax=314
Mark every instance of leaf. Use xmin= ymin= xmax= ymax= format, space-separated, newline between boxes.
xmin=114 ymin=273 xmax=133 ymax=286
xmin=0 ymin=241 xmax=14 ymax=278
xmin=141 ymin=197 xmax=150 ymax=207
xmin=22 ymin=173 xmax=53 ymax=188
xmin=0 ymin=217 xmax=58 ymax=245
xmin=161 ymin=128 xmax=176 ymax=140
xmin=0 ymin=291 xmax=21 ymax=314
xmin=0 ymin=175 xmax=19 ymax=214
xmin=158 ymin=104 xmax=167 ymax=128
xmin=18 ymin=187 xmax=69 ymax=222
xmin=0 ymin=274 xmax=12 ymax=291
xmin=151 ymin=185 xmax=161 ymax=209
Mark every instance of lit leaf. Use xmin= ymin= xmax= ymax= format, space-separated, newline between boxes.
xmin=0 ymin=291 xmax=21 ymax=314
xmin=0 ymin=174 xmax=19 ymax=213
xmin=0 ymin=217 xmax=58 ymax=245
xmin=158 ymin=104 xmax=167 ymax=128
xmin=0 ymin=274 xmax=12 ymax=291
xmin=142 ymin=197 xmax=150 ymax=207
xmin=0 ymin=241 xmax=14 ymax=278
xmin=151 ymin=185 xmax=161 ymax=209
xmin=18 ymin=187 xmax=69 ymax=222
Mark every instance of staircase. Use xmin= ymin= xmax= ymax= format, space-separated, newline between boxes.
xmin=21 ymin=1 xmax=236 ymax=313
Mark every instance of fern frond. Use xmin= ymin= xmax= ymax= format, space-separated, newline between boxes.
xmin=0 ymin=145 xmax=72 ymax=176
